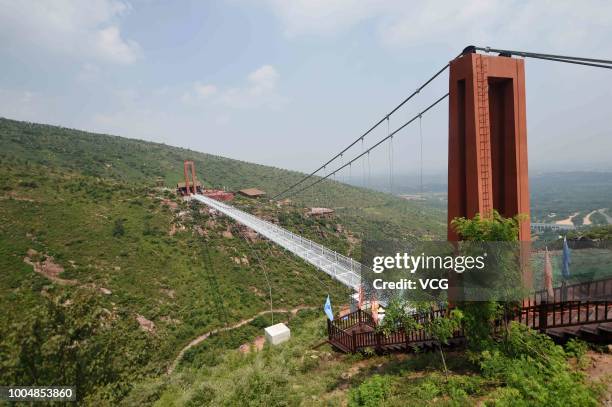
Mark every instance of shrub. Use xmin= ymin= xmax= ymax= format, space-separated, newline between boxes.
xmin=18 ymin=180 xmax=38 ymax=188
xmin=565 ymin=338 xmax=589 ymax=368
xmin=479 ymin=323 xmax=599 ymax=406
xmin=349 ymin=374 xmax=393 ymax=407
xmin=113 ymin=218 xmax=125 ymax=237
xmin=565 ymin=338 xmax=588 ymax=360
xmin=224 ymin=369 xmax=289 ymax=406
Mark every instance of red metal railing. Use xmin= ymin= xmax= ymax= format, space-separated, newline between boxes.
xmin=329 ymin=277 xmax=612 ymax=353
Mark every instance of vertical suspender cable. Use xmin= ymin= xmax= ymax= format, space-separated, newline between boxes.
xmin=323 ymin=165 xmax=328 ymax=209
xmin=367 ymin=151 xmax=371 ymax=189
xmin=284 ymin=93 xmax=449 ymax=199
xmin=419 ymin=114 xmax=423 ymax=197
xmin=361 ymin=138 xmax=366 ymax=188
xmin=349 ymin=162 xmax=352 ymax=216
xmin=387 ymin=117 xmax=393 ymax=194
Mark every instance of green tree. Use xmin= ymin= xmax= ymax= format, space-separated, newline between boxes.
xmin=377 ymin=297 xmax=421 ymax=337
xmin=378 ymin=298 xmax=463 ymax=377
xmin=112 ymin=218 xmax=125 ymax=237
xmin=451 ymin=210 xmax=521 ymax=242
xmin=422 ymin=307 xmax=463 ymax=377
xmin=450 ymin=210 xmax=523 ymax=350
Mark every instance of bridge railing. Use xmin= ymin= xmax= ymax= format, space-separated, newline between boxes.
xmin=193 ymin=194 xmax=363 ymax=290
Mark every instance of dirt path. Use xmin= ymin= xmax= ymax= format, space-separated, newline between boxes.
xmin=167 ymin=305 xmax=317 ymax=374
xmin=583 ymin=210 xmax=598 ymax=226
xmin=583 ymin=208 xmax=612 ymax=226
xmin=585 ymin=351 xmax=612 ymax=405
xmin=556 ymin=211 xmax=580 ymax=226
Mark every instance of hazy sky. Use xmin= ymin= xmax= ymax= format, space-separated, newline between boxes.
xmin=0 ymin=0 xmax=611 ymax=176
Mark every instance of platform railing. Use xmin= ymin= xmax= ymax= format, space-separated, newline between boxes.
xmin=329 ymin=277 xmax=612 ymax=353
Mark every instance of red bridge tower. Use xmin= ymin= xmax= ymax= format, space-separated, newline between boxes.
xmin=448 ymin=49 xmax=530 ymax=241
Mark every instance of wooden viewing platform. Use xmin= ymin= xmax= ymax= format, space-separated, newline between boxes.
xmin=328 ymin=277 xmax=612 ymax=353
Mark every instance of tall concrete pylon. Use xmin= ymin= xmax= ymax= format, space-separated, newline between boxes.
xmin=448 ymin=50 xmax=530 ymax=241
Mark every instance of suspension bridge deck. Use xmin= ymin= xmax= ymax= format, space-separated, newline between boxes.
xmin=192 ymin=194 xmax=362 ymax=291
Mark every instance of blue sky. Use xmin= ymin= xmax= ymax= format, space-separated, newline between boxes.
xmin=0 ymin=0 xmax=611 ymax=175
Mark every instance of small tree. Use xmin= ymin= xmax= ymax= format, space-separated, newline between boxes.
xmin=112 ymin=218 xmax=125 ymax=237
xmin=377 ymin=297 xmax=421 ymax=337
xmin=422 ymin=308 xmax=463 ymax=377
xmin=451 ymin=210 xmax=520 ymax=242
xmin=378 ymin=298 xmax=462 ymax=377
xmin=451 ymin=210 xmax=523 ymax=350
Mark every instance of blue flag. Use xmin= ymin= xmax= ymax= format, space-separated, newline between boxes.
xmin=562 ymin=236 xmax=571 ymax=279
xmin=324 ymin=295 xmax=334 ymax=321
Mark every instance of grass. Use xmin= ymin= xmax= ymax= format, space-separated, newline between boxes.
xmin=123 ymin=312 xmax=607 ymax=406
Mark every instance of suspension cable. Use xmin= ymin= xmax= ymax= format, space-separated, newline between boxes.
xmin=237 ymin=227 xmax=275 ymax=324
xmin=276 ymin=46 xmax=609 ymax=201
xmin=272 ymin=63 xmax=450 ymax=200
xmin=284 ymin=93 xmax=449 ymax=199
xmin=472 ymin=46 xmax=612 ymax=69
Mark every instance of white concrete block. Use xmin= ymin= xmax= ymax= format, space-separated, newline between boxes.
xmin=264 ymin=323 xmax=290 ymax=345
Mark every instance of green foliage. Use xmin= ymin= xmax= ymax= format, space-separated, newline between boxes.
xmin=460 ymin=301 xmax=501 ymax=351
xmin=568 ymin=225 xmax=612 ymax=241
xmin=1 ymin=118 xmax=605 ymax=406
xmin=391 ymin=371 xmax=492 ymax=406
xmin=349 ymin=374 xmax=393 ymax=407
xmin=425 ymin=308 xmax=463 ymax=346
xmin=0 ymin=117 xmax=445 ymax=242
xmin=0 ymin=294 xmax=160 ymax=403
xmin=451 ymin=210 xmax=521 ymax=242
xmin=0 ymin=119 xmax=357 ymax=403
xmin=377 ymin=297 xmax=422 ymax=337
xmin=452 ymin=211 xmax=521 ymax=350
xmin=224 ymin=368 xmax=290 ymax=406
xmin=479 ymin=322 xmax=600 ymax=406
xmin=565 ymin=338 xmax=588 ymax=359
xmin=112 ymin=218 xmax=126 ymax=237
xmin=423 ymin=308 xmax=464 ymax=376
xmin=565 ymin=338 xmax=589 ymax=368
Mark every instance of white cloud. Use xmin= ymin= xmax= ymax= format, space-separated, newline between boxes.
xmin=263 ymin=0 xmax=378 ymax=37
xmin=247 ymin=65 xmax=279 ymax=94
xmin=182 ymin=65 xmax=287 ymax=109
xmin=96 ymin=25 xmax=140 ymax=64
xmin=0 ymin=0 xmax=141 ymax=64
xmin=76 ymin=64 xmax=102 ymax=83
xmin=261 ymin=0 xmax=612 ymax=54
xmin=194 ymin=83 xmax=218 ymax=98
xmin=215 ymin=113 xmax=231 ymax=125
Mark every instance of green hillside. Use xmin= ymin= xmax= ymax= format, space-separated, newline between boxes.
xmin=0 ymin=117 xmax=446 ymax=404
xmin=0 ymin=118 xmax=445 ymax=241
